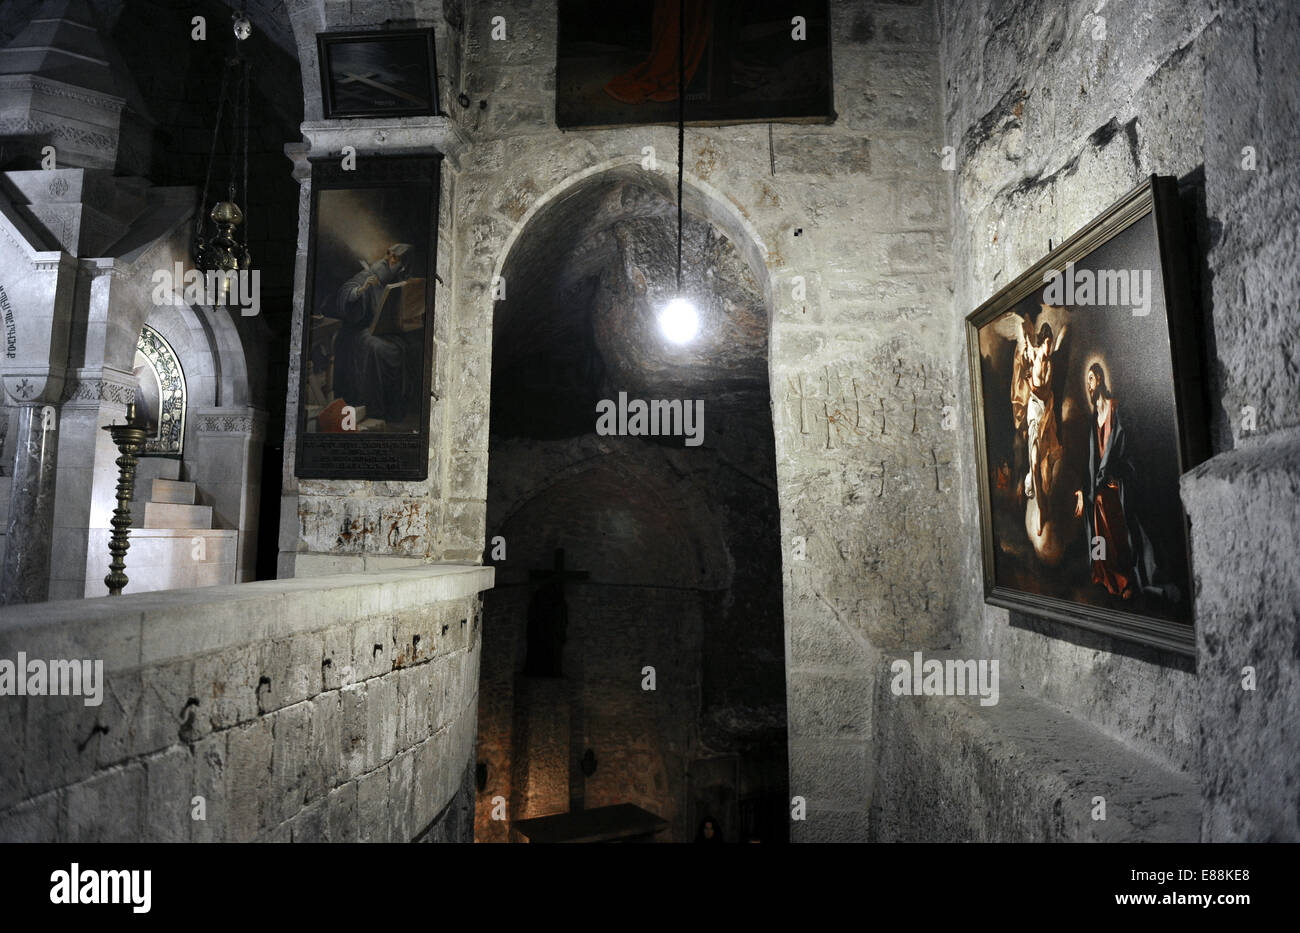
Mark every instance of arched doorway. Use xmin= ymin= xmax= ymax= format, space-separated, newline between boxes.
xmin=475 ymin=165 xmax=788 ymax=843
xmin=80 ymin=299 xmax=266 ymax=597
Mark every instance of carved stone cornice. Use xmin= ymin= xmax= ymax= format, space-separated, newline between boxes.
xmin=297 ymin=116 xmax=468 ymax=169
xmin=59 ymin=369 xmax=135 ymax=408
xmin=0 ymin=117 xmax=116 ymax=154
xmin=0 ymin=75 xmax=127 ymax=113
xmin=194 ymin=407 xmax=268 ymax=439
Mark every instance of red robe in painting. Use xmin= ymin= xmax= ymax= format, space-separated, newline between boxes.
xmin=604 ymin=0 xmax=713 ymax=104
xmin=1084 ymin=398 xmax=1156 ymax=599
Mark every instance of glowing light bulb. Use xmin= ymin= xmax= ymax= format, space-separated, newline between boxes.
xmin=658 ymin=297 xmax=699 ymax=344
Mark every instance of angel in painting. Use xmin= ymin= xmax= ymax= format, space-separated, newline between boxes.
xmin=1005 ymin=303 xmax=1073 ymax=564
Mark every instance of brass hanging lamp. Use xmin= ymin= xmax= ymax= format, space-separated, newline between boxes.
xmin=192 ymin=6 xmax=254 ymax=297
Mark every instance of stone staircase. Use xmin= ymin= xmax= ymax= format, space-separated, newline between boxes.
xmin=121 ymin=479 xmax=238 ymax=593
xmin=144 ymin=478 xmax=214 ymax=528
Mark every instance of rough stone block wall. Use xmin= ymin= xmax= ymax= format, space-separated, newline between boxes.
xmin=939 ymin=0 xmax=1216 ymax=776
xmin=0 ymin=566 xmax=489 ymax=842
xmin=938 ymin=0 xmax=1300 ymax=841
xmin=278 ymin=0 xmax=477 ymax=574
xmin=1184 ymin=0 xmax=1300 ymax=841
xmin=448 ymin=0 xmax=961 ymax=843
xmin=1182 ymin=434 xmax=1300 ymax=841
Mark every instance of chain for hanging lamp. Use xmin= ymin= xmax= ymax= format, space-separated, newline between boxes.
xmin=675 ymin=0 xmax=685 ymax=294
xmin=659 ymin=0 xmax=700 ymax=346
xmin=193 ymin=6 xmax=254 ymax=297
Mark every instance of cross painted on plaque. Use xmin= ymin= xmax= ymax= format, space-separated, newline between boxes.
xmin=523 ymin=548 xmax=589 ymax=677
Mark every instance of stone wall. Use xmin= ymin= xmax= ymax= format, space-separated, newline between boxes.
xmin=449 ymin=0 xmax=962 ymax=843
xmin=275 ymin=0 xmax=963 ymax=842
xmin=937 ymin=0 xmax=1300 ymax=841
xmin=278 ymin=1 xmax=473 ymax=576
xmin=265 ymin=0 xmax=1300 ymax=841
xmin=0 ymin=564 xmax=491 ymax=841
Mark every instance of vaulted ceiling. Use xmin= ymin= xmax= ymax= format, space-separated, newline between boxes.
xmin=491 ymin=168 xmax=770 ymax=439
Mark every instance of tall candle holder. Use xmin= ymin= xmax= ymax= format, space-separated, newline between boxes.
xmin=102 ymin=402 xmax=148 ymax=596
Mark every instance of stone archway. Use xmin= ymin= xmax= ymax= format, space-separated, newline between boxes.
xmin=476 ymin=162 xmax=789 ymax=843
xmin=104 ymin=299 xmax=266 ymax=592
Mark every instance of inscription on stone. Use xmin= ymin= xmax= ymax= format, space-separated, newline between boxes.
xmin=1 ymin=284 xmax=14 ymax=359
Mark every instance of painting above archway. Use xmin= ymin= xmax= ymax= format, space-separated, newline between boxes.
xmin=133 ymin=324 xmax=186 ymax=456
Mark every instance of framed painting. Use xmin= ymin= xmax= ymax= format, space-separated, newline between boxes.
xmin=295 ymin=155 xmax=440 ymax=480
xmin=556 ymin=0 xmax=833 ymax=129
xmin=317 ymin=29 xmax=439 ymax=119
xmin=965 ymin=175 xmax=1207 ymax=656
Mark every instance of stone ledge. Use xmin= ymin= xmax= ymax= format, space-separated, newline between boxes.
xmin=872 ymin=652 xmax=1199 ymax=841
xmin=291 ymin=552 xmax=432 ymax=577
xmin=0 ymin=563 xmax=494 ymax=673
xmin=297 ymin=116 xmax=469 ymax=168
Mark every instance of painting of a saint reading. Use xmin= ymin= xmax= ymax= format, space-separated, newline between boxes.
xmin=297 ymin=157 xmax=439 ymax=480
xmin=966 ymin=177 xmax=1206 ymax=655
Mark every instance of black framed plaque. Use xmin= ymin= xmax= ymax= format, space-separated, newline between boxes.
xmin=317 ymin=28 xmax=439 ymax=119
xmin=295 ymin=155 xmax=440 ymax=480
xmin=965 ymin=176 xmax=1207 ymax=656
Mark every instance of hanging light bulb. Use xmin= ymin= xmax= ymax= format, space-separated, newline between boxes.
xmin=659 ymin=297 xmax=699 ymax=344
xmin=660 ymin=0 xmax=699 ymax=346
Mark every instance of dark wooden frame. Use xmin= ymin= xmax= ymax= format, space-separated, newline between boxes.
xmin=554 ymin=0 xmax=835 ymax=130
xmin=294 ymin=155 xmax=441 ymax=481
xmin=317 ymin=28 xmax=439 ymax=119
xmin=964 ymin=175 xmax=1207 ymax=656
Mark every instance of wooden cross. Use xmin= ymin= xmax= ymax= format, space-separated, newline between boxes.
xmin=528 ymin=548 xmax=590 ymax=586
xmin=523 ymin=548 xmax=589 ymax=679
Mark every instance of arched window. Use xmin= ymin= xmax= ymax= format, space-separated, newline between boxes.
xmin=133 ymin=324 xmax=186 ymax=456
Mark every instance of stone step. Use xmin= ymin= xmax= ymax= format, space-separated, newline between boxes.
xmin=86 ymin=528 xmax=238 ymax=595
xmin=151 ymin=478 xmax=197 ymax=504
xmin=143 ymin=502 xmax=213 ymax=529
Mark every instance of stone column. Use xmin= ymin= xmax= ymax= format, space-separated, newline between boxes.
xmin=1182 ymin=430 xmax=1300 ymax=841
xmin=191 ymin=407 xmax=267 ymax=582
xmin=52 ymin=370 xmax=135 ymax=601
xmin=0 ymin=402 xmax=58 ymax=605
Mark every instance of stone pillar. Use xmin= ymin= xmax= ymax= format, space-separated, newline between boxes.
xmin=1182 ymin=431 xmax=1300 ymax=841
xmin=0 ymin=403 xmax=58 ymax=604
xmin=191 ymin=407 xmax=267 ymax=582
xmin=52 ymin=370 xmax=135 ymax=601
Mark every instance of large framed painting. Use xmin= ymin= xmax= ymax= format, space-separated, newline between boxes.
xmin=317 ymin=29 xmax=439 ymax=119
xmin=295 ymin=155 xmax=440 ymax=480
xmin=965 ymin=176 xmax=1207 ymax=655
xmin=556 ymin=0 xmax=833 ymax=129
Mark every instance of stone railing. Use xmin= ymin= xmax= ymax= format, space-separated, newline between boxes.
xmin=0 ymin=563 xmax=493 ymax=842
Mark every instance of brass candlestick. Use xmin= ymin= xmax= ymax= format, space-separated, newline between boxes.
xmin=102 ymin=402 xmax=148 ymax=596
